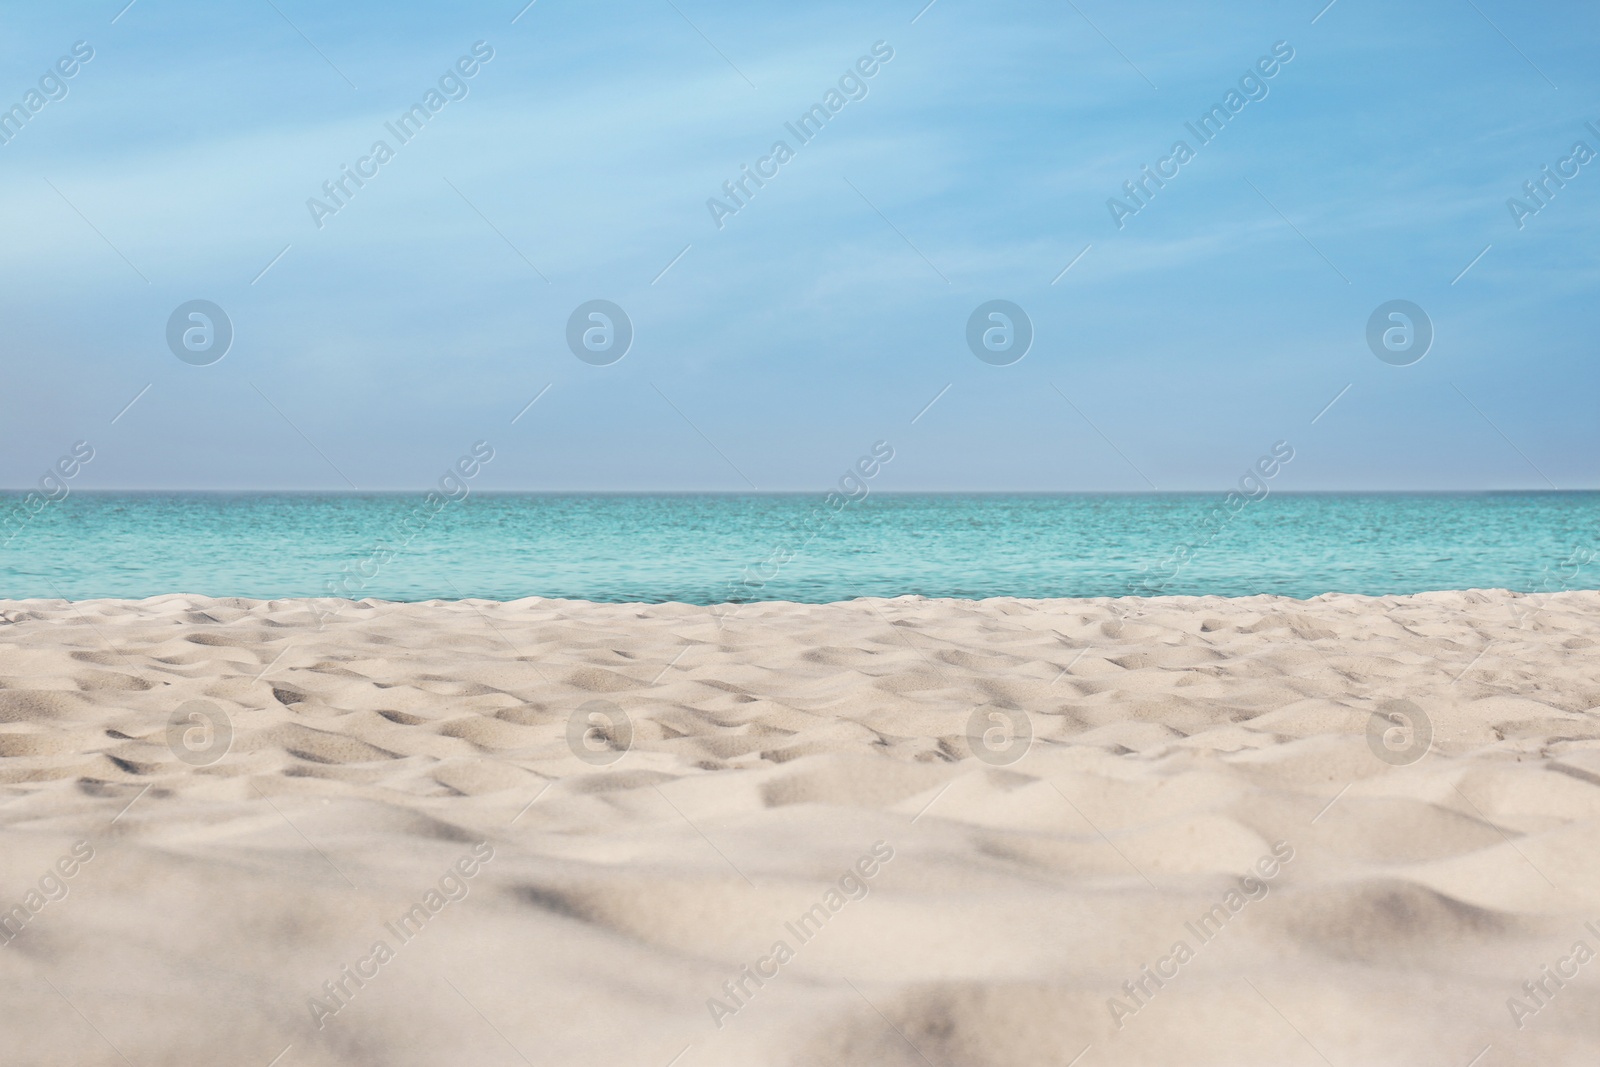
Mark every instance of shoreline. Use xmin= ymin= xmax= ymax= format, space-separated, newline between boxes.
xmin=0 ymin=584 xmax=1587 ymax=608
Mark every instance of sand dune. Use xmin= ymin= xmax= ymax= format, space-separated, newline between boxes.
xmin=1 ymin=590 xmax=1598 ymax=1065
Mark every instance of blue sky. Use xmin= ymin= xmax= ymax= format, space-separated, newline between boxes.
xmin=1 ymin=0 xmax=1595 ymax=491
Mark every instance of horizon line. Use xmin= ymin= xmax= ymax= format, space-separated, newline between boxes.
xmin=4 ymin=488 xmax=1597 ymax=497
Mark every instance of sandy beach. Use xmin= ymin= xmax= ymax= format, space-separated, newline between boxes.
xmin=2 ymin=590 xmax=1598 ymax=1066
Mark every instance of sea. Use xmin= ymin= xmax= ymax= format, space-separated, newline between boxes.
xmin=1 ymin=492 xmax=1596 ymax=603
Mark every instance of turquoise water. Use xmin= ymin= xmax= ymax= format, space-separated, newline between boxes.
xmin=1 ymin=492 xmax=1597 ymax=603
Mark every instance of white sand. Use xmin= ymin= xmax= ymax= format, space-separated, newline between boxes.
xmin=1 ymin=590 xmax=1598 ymax=1066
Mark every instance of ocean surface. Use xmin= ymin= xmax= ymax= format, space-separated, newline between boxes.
xmin=1 ymin=492 xmax=1597 ymax=603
